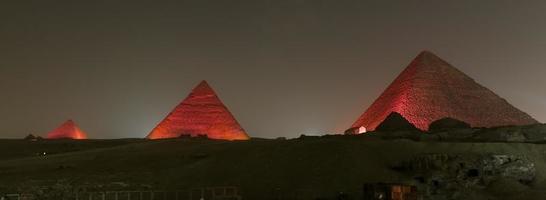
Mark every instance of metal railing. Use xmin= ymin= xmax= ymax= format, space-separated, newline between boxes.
xmin=2 ymin=186 xmax=242 ymax=200
xmin=2 ymin=194 xmax=34 ymax=200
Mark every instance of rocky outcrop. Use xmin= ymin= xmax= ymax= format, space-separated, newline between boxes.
xmin=433 ymin=128 xmax=479 ymax=142
xmin=472 ymin=124 xmax=546 ymax=143
xmin=428 ymin=117 xmax=471 ymax=132
xmin=24 ymin=134 xmax=43 ymax=141
xmin=392 ymin=154 xmax=536 ymax=200
xmin=362 ymin=123 xmax=546 ymax=143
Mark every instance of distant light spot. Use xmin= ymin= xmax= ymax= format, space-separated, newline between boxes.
xmin=358 ymin=126 xmax=367 ymax=134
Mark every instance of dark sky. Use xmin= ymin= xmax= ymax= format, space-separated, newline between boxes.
xmin=1 ymin=1 xmax=545 ymax=139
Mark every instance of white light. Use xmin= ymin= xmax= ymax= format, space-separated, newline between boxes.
xmin=358 ymin=126 xmax=367 ymax=134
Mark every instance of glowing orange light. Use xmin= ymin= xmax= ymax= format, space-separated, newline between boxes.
xmin=46 ymin=120 xmax=88 ymax=139
xmin=147 ymin=80 xmax=250 ymax=140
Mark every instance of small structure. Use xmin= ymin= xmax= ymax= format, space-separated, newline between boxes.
xmin=374 ymin=112 xmax=420 ymax=132
xmin=363 ymin=183 xmax=417 ymax=200
xmin=23 ymin=134 xmax=42 ymax=141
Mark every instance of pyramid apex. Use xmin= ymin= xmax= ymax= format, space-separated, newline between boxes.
xmin=195 ymin=80 xmax=212 ymax=88
xmin=408 ymin=50 xmax=451 ymax=70
xmin=419 ymin=50 xmax=434 ymax=55
xmin=198 ymin=80 xmax=210 ymax=85
xmin=61 ymin=120 xmax=77 ymax=127
xmin=416 ymin=50 xmax=441 ymax=59
xmin=47 ymin=120 xmax=88 ymax=139
xmin=192 ymin=80 xmax=216 ymax=95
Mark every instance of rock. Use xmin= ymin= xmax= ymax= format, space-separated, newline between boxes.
xmin=482 ymin=155 xmax=536 ymax=184
xmin=392 ymin=153 xmax=451 ymax=171
xmin=24 ymin=134 xmax=40 ymax=141
xmin=393 ymin=154 xmax=536 ymax=200
xmin=433 ymin=128 xmax=479 ymax=142
xmin=486 ymin=178 xmax=530 ymax=199
xmin=470 ymin=124 xmax=546 ymax=143
xmin=375 ymin=123 xmax=546 ymax=143
xmin=473 ymin=126 xmax=527 ymax=142
xmin=368 ymin=130 xmax=424 ymax=141
xmin=344 ymin=127 xmax=360 ymax=135
xmin=521 ymin=124 xmax=546 ymax=143
xmin=298 ymin=134 xmax=320 ymax=139
xmin=375 ymin=112 xmax=421 ymax=132
xmin=428 ymin=117 xmax=471 ymax=132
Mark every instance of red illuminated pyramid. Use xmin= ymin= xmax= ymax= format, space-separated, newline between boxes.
xmin=46 ymin=120 xmax=88 ymax=139
xmin=348 ymin=51 xmax=538 ymax=133
xmin=147 ymin=81 xmax=249 ymax=140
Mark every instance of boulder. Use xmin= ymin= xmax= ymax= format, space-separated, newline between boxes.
xmin=433 ymin=128 xmax=479 ymax=142
xmin=471 ymin=124 xmax=546 ymax=143
xmin=428 ymin=117 xmax=471 ymax=132
xmin=521 ymin=124 xmax=546 ymax=142
xmin=392 ymin=153 xmax=451 ymax=171
xmin=393 ymin=153 xmax=536 ymax=200
xmin=481 ymin=154 xmax=536 ymax=184
xmin=24 ymin=134 xmax=38 ymax=141
xmin=474 ymin=126 xmax=527 ymax=142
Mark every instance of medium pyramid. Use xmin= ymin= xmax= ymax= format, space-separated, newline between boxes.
xmin=348 ymin=51 xmax=538 ymax=133
xmin=147 ymin=80 xmax=250 ymax=140
xmin=46 ymin=120 xmax=88 ymax=139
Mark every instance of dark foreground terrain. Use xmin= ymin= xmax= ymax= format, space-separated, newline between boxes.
xmin=2 ymin=125 xmax=546 ymax=199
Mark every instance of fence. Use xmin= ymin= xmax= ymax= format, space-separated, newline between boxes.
xmin=2 ymin=194 xmax=34 ymax=200
xmin=2 ymin=186 xmax=241 ymax=200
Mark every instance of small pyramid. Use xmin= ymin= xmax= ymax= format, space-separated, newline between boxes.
xmin=348 ymin=51 xmax=538 ymax=132
xmin=375 ymin=112 xmax=420 ymax=132
xmin=46 ymin=120 xmax=88 ymax=139
xmin=147 ymin=80 xmax=249 ymax=140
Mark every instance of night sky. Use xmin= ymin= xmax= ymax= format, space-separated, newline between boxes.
xmin=1 ymin=1 xmax=545 ymax=139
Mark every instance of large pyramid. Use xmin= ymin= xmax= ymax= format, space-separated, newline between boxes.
xmin=347 ymin=51 xmax=538 ymax=133
xmin=147 ymin=80 xmax=249 ymax=140
xmin=46 ymin=120 xmax=88 ymax=139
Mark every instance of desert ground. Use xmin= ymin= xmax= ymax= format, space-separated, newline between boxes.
xmin=1 ymin=127 xmax=546 ymax=199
